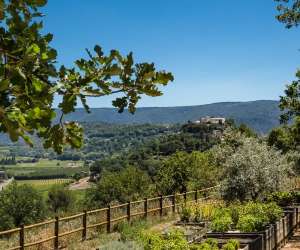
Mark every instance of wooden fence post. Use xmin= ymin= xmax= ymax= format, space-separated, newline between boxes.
xmin=107 ymin=205 xmax=111 ymax=233
xmin=159 ymin=195 xmax=163 ymax=217
xmin=297 ymin=207 xmax=299 ymax=230
xmin=195 ymin=190 xmax=198 ymax=203
xmin=127 ymin=201 xmax=131 ymax=222
xmin=54 ymin=216 xmax=59 ymax=250
xmin=172 ymin=194 xmax=176 ymax=213
xmin=203 ymin=190 xmax=208 ymax=199
xmin=82 ymin=210 xmax=87 ymax=241
xmin=144 ymin=198 xmax=148 ymax=219
xmin=20 ymin=224 xmax=24 ymax=250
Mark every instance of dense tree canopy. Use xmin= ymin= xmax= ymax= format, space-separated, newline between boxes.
xmin=274 ymin=0 xmax=300 ymax=123
xmin=86 ymin=166 xmax=152 ymax=207
xmin=268 ymin=116 xmax=300 ymax=149
xmin=156 ymin=151 xmax=219 ymax=195
xmin=0 ymin=182 xmax=45 ymax=230
xmin=0 ymin=0 xmax=173 ymax=153
xmin=220 ymin=137 xmax=292 ymax=202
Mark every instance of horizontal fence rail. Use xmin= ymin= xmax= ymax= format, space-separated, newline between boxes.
xmin=0 ymin=185 xmax=220 ymax=250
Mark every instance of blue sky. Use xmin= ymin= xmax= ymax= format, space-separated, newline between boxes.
xmin=43 ymin=0 xmax=300 ymax=107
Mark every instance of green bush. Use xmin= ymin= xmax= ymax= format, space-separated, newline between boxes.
xmin=191 ymin=239 xmax=240 ymax=250
xmin=228 ymin=204 xmax=240 ymax=227
xmin=194 ymin=206 xmax=203 ymax=223
xmin=225 ymin=239 xmax=239 ymax=250
xmin=0 ymin=182 xmax=45 ymax=230
xmin=141 ymin=230 xmax=189 ymax=250
xmin=179 ymin=205 xmax=193 ymax=222
xmin=292 ymin=191 xmax=300 ymax=203
xmin=197 ymin=243 xmax=214 ymax=250
xmin=241 ymin=202 xmax=282 ymax=228
xmin=267 ymin=192 xmax=294 ymax=207
xmin=141 ymin=231 xmax=164 ymax=250
xmin=115 ymin=220 xmax=148 ymax=242
xmin=222 ymin=240 xmax=238 ymax=250
xmin=47 ymin=185 xmax=74 ymax=214
xmin=236 ymin=214 xmax=260 ymax=232
xmin=222 ymin=244 xmax=235 ymax=250
xmin=211 ymin=215 xmax=232 ymax=232
xmin=210 ymin=202 xmax=283 ymax=233
xmin=205 ymin=238 xmax=219 ymax=250
xmin=264 ymin=202 xmax=283 ymax=224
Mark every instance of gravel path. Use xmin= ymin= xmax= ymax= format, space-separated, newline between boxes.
xmin=69 ymin=177 xmax=91 ymax=190
xmin=282 ymin=230 xmax=300 ymax=250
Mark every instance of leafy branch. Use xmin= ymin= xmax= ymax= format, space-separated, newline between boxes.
xmin=0 ymin=0 xmax=174 ymax=153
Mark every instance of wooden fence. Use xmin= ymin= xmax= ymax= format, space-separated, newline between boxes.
xmin=0 ymin=185 xmax=220 ymax=250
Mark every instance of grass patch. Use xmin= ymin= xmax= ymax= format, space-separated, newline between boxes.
xmin=16 ymin=179 xmax=72 ymax=197
xmin=2 ymin=159 xmax=87 ymax=179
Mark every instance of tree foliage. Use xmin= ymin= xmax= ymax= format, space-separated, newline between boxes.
xmin=275 ymin=0 xmax=300 ymax=28
xmin=268 ymin=117 xmax=300 ymax=152
xmin=220 ymin=137 xmax=292 ymax=202
xmin=0 ymin=182 xmax=45 ymax=230
xmin=156 ymin=151 xmax=218 ymax=195
xmin=274 ymin=0 xmax=300 ymax=124
xmin=0 ymin=0 xmax=173 ymax=153
xmin=47 ymin=185 xmax=74 ymax=214
xmin=85 ymin=166 xmax=152 ymax=207
xmin=279 ymin=80 xmax=300 ymax=123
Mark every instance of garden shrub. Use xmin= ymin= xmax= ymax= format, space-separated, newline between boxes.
xmin=210 ymin=202 xmax=282 ymax=232
xmin=222 ymin=240 xmax=238 ymax=250
xmin=236 ymin=202 xmax=283 ymax=232
xmin=165 ymin=230 xmax=190 ymax=250
xmin=211 ymin=215 xmax=232 ymax=232
xmin=205 ymin=238 xmax=219 ymax=249
xmin=237 ymin=214 xmax=261 ymax=232
xmin=196 ymin=242 xmax=216 ymax=250
xmin=222 ymin=244 xmax=235 ymax=250
xmin=267 ymin=191 xmax=294 ymax=206
xmin=141 ymin=230 xmax=189 ymax=250
xmin=116 ymin=220 xmax=148 ymax=241
xmin=264 ymin=202 xmax=283 ymax=224
xmin=194 ymin=206 xmax=203 ymax=222
xmin=228 ymin=204 xmax=240 ymax=227
xmin=178 ymin=201 xmax=282 ymax=233
xmin=47 ymin=185 xmax=74 ymax=214
xmin=179 ymin=205 xmax=193 ymax=222
xmin=191 ymin=238 xmax=239 ymax=250
xmin=141 ymin=231 xmax=164 ymax=250
xmin=268 ymin=191 xmax=300 ymax=206
xmin=225 ymin=239 xmax=240 ymax=250
xmin=292 ymin=191 xmax=300 ymax=203
xmin=178 ymin=202 xmax=224 ymax=223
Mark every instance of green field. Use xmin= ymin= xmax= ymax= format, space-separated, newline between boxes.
xmin=14 ymin=179 xmax=87 ymax=201
xmin=0 ymin=159 xmax=89 ymax=198
xmin=16 ymin=178 xmax=72 ymax=194
xmin=2 ymin=159 xmax=87 ymax=179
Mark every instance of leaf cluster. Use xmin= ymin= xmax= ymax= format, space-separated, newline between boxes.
xmin=0 ymin=0 xmax=173 ymax=153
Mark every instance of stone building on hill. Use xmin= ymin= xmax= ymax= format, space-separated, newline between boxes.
xmin=193 ymin=116 xmax=226 ymax=125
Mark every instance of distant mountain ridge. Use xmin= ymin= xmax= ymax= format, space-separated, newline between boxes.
xmin=61 ymin=100 xmax=281 ymax=134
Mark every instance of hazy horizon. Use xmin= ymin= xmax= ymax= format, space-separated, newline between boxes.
xmin=63 ymin=99 xmax=279 ymax=109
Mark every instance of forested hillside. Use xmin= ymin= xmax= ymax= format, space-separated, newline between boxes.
xmin=60 ymin=100 xmax=280 ymax=134
xmin=0 ymin=123 xmax=180 ymax=161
